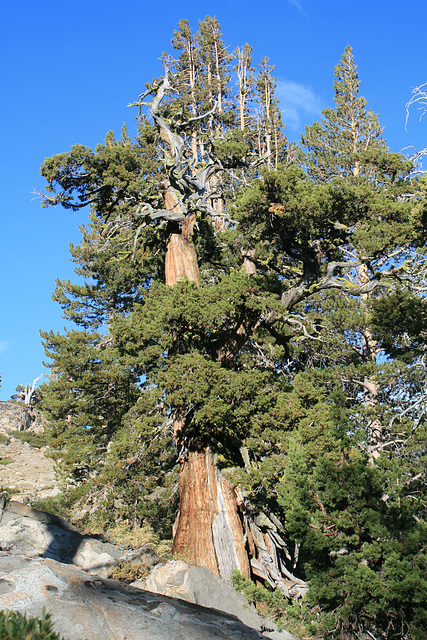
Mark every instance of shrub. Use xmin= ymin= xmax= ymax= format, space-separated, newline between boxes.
xmin=109 ymin=560 xmax=149 ymax=584
xmin=7 ymin=430 xmax=51 ymax=449
xmin=0 ymin=609 xmax=69 ymax=640
xmin=231 ymin=570 xmax=316 ymax=638
xmin=0 ymin=487 xmax=20 ymax=500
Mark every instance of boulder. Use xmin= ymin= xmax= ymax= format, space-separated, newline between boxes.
xmin=0 ymin=500 xmax=140 ymax=578
xmin=140 ymin=560 xmax=297 ymax=640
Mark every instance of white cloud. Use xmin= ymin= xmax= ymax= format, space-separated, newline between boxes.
xmin=288 ymin=0 xmax=304 ymax=11
xmin=276 ymin=79 xmax=323 ymax=134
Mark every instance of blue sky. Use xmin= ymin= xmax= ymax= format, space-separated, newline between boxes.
xmin=0 ymin=0 xmax=426 ymax=400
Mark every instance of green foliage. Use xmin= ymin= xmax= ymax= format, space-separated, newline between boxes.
xmin=232 ymin=571 xmax=315 ymax=637
xmin=7 ymin=430 xmax=50 ymax=449
xmin=371 ymin=289 xmax=427 ymax=361
xmin=30 ymin=491 xmax=75 ymax=521
xmin=302 ymin=45 xmax=386 ymax=182
xmin=107 ymin=522 xmax=172 ymax=556
xmin=0 ymin=487 xmax=20 ymax=500
xmin=306 ymin=534 xmax=427 ymax=640
xmin=275 ymin=430 xmax=427 ymax=639
xmin=0 ymin=609 xmax=69 ymax=640
xmin=109 ymin=560 xmax=150 ymax=584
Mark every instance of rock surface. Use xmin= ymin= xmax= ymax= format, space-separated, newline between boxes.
xmin=0 ymin=551 xmax=268 ymax=640
xmin=0 ymin=501 xmax=298 ymax=639
xmin=0 ymin=437 xmax=59 ymax=502
xmin=141 ymin=560 xmax=296 ymax=640
xmin=0 ymin=401 xmax=44 ymax=433
xmin=0 ymin=500 xmax=142 ymax=578
xmin=0 ymin=401 xmax=59 ymax=502
xmin=0 ymin=403 xmax=299 ymax=639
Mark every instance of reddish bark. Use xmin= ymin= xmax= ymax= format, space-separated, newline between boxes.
xmin=165 ymin=214 xmax=199 ymax=287
xmin=172 ymin=448 xmax=251 ymax=582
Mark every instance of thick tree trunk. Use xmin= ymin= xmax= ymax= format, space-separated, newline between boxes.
xmin=172 ymin=448 xmax=251 ymax=582
xmin=165 ymin=214 xmax=200 ymax=286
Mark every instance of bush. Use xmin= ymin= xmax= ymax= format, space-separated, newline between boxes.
xmin=7 ymin=430 xmax=51 ymax=449
xmin=231 ymin=570 xmax=315 ymax=638
xmin=0 ymin=609 xmax=69 ymax=640
xmin=107 ymin=522 xmax=172 ymax=557
xmin=109 ymin=560 xmax=150 ymax=584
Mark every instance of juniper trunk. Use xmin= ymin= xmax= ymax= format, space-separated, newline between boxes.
xmin=163 ymin=186 xmax=250 ymax=582
xmin=172 ymin=445 xmax=251 ymax=582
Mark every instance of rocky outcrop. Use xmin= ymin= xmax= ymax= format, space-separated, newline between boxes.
xmin=0 ymin=401 xmax=44 ymax=433
xmin=0 ymin=401 xmax=59 ymax=502
xmin=0 ymin=433 xmax=59 ymax=502
xmin=0 ymin=501 xmax=298 ymax=639
xmin=141 ymin=560 xmax=296 ymax=640
xmin=0 ymin=551 xmax=268 ymax=640
xmin=0 ymin=500 xmax=146 ymax=578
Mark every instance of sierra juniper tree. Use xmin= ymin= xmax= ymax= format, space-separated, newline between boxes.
xmin=38 ymin=29 xmax=427 ymax=639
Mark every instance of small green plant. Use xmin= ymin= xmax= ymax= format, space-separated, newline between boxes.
xmin=107 ymin=522 xmax=172 ymax=557
xmin=109 ymin=560 xmax=150 ymax=584
xmin=0 ymin=608 xmax=69 ymax=640
xmin=232 ymin=571 xmax=317 ymax=638
xmin=0 ymin=458 xmax=13 ymax=465
xmin=0 ymin=487 xmax=20 ymax=500
xmin=30 ymin=482 xmax=94 ymax=525
xmin=0 ymin=433 xmax=9 ymax=445
xmin=30 ymin=493 xmax=69 ymax=519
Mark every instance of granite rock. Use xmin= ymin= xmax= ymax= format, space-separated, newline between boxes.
xmin=0 ymin=401 xmax=43 ymax=433
xmin=141 ymin=559 xmax=297 ymax=640
xmin=0 ymin=501 xmax=141 ymax=578
xmin=0 ymin=551 xmax=269 ymax=640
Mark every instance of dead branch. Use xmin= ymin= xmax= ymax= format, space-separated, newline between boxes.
xmin=406 ymin=82 xmax=427 ymax=128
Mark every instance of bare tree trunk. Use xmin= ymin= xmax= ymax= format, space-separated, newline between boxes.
xmin=172 ymin=448 xmax=251 ymax=582
xmin=241 ymin=248 xmax=257 ymax=275
xmin=165 ymin=214 xmax=200 ymax=287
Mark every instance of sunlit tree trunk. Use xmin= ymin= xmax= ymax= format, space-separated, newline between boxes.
xmin=172 ymin=447 xmax=251 ymax=582
xmin=162 ymin=181 xmax=250 ymax=581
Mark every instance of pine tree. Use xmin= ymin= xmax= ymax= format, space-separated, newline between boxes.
xmin=300 ymin=45 xmax=422 ymax=460
xmin=302 ymin=45 xmax=386 ymax=181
